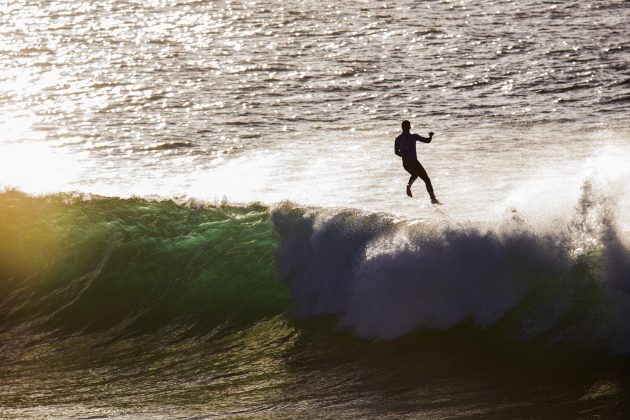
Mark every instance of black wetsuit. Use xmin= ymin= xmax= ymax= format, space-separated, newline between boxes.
xmin=394 ymin=131 xmax=436 ymax=199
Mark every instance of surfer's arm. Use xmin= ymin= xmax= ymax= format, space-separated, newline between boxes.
xmin=415 ymin=133 xmax=434 ymax=143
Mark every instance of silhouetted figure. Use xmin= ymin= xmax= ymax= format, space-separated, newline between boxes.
xmin=394 ymin=120 xmax=441 ymax=204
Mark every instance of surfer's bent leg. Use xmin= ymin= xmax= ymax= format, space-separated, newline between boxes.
xmin=402 ymin=159 xmax=418 ymax=186
xmin=415 ymin=161 xmax=436 ymax=199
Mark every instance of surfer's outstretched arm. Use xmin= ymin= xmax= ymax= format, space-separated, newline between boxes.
xmin=415 ymin=132 xmax=434 ymax=143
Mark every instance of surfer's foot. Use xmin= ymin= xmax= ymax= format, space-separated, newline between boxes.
xmin=406 ymin=185 xmax=412 ymax=197
xmin=431 ymin=197 xmax=441 ymax=205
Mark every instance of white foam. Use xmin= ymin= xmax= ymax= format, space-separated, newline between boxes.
xmin=271 ymin=183 xmax=630 ymax=352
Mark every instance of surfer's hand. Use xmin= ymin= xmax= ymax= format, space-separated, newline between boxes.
xmin=429 ymin=131 xmax=434 ymax=137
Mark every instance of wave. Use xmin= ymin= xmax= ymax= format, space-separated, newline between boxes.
xmin=1 ymin=185 xmax=630 ymax=355
xmin=272 ymin=182 xmax=630 ymax=354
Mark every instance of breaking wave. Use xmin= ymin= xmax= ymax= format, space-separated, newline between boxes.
xmin=272 ymin=182 xmax=630 ymax=353
xmin=1 ymin=183 xmax=629 ymax=355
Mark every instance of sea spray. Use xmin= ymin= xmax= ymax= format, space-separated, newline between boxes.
xmin=272 ymin=182 xmax=630 ymax=353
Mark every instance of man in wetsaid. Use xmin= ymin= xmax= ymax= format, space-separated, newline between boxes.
xmin=394 ymin=120 xmax=441 ymax=204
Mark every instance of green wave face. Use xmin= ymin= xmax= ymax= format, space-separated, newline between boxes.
xmin=0 ymin=191 xmax=288 ymax=336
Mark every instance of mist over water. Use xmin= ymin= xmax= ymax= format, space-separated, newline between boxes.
xmin=1 ymin=0 xmax=630 ymax=418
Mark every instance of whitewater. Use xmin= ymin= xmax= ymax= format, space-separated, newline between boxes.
xmin=1 ymin=0 xmax=630 ymax=418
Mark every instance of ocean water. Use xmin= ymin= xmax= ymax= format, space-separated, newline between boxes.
xmin=1 ymin=0 xmax=630 ymax=418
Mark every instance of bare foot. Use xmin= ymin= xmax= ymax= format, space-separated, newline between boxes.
xmin=431 ymin=197 xmax=442 ymax=205
xmin=406 ymin=185 xmax=413 ymax=197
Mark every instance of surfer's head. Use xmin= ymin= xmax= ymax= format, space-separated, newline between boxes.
xmin=402 ymin=120 xmax=411 ymax=132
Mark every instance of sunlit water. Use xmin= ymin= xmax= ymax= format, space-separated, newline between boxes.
xmin=1 ymin=0 xmax=630 ymax=418
xmin=1 ymin=0 xmax=629 ymax=219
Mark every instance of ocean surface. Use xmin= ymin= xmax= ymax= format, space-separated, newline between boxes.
xmin=1 ymin=0 xmax=630 ymax=418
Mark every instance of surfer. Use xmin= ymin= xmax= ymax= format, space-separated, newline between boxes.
xmin=394 ymin=120 xmax=441 ymax=204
